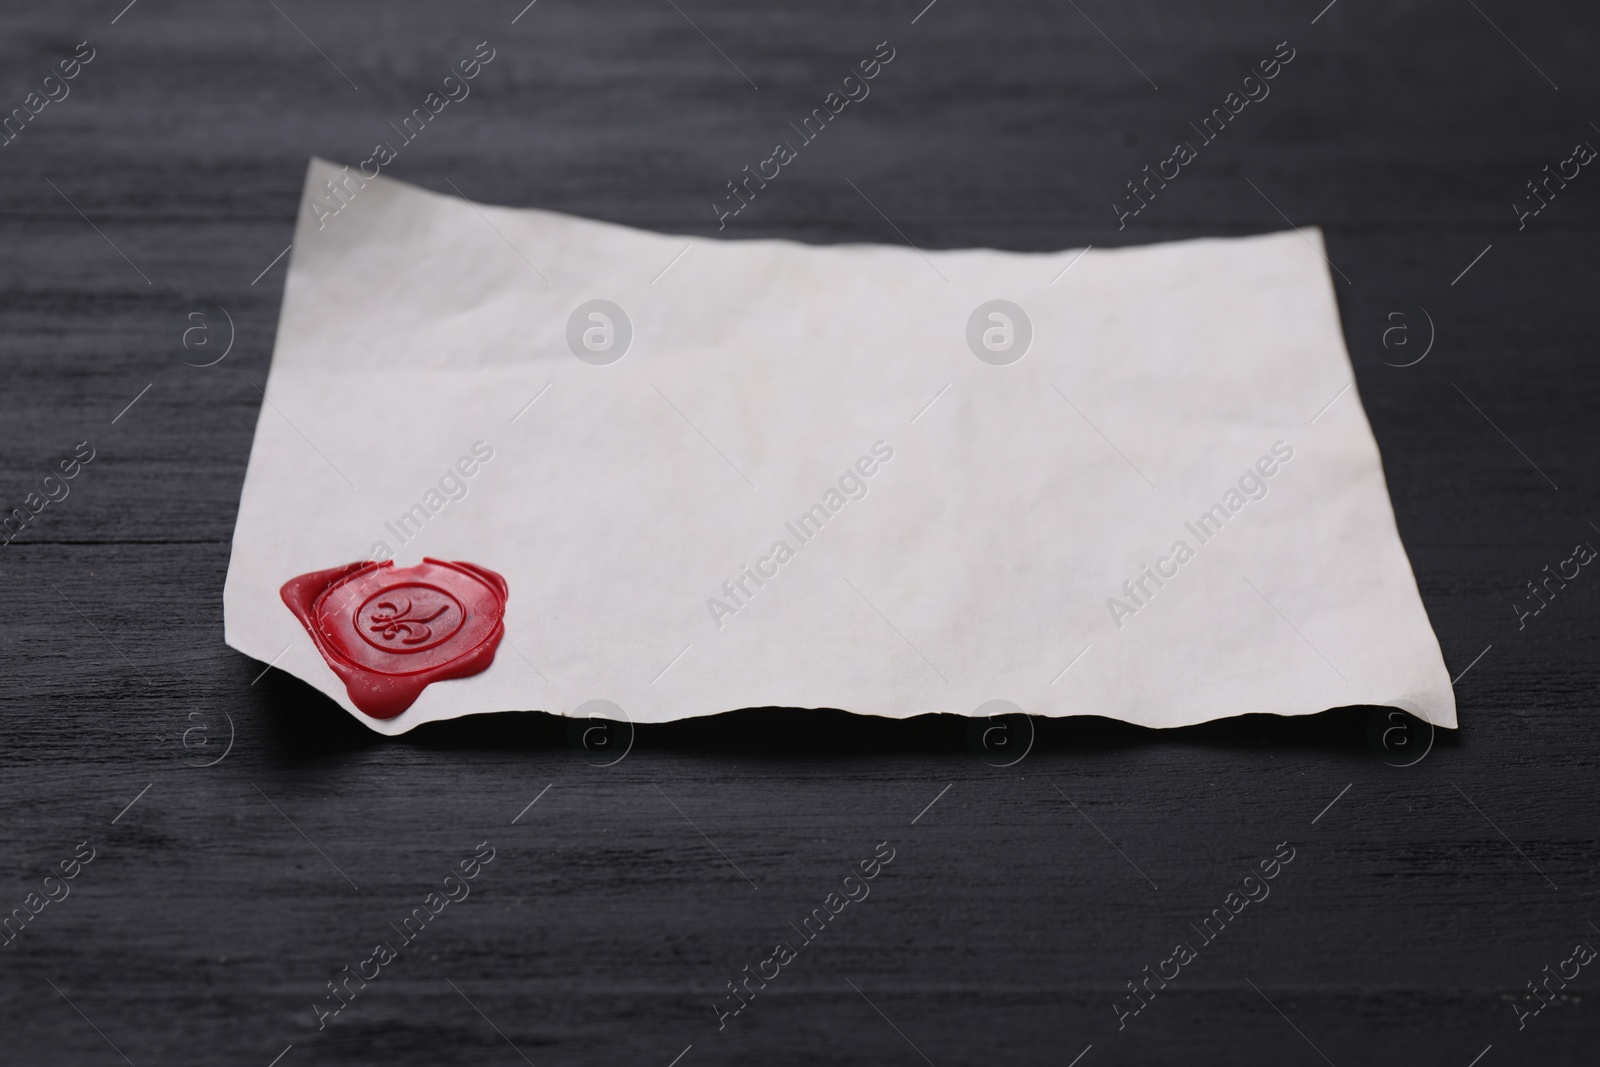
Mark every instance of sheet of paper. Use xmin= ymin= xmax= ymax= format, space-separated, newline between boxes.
xmin=223 ymin=158 xmax=1456 ymax=735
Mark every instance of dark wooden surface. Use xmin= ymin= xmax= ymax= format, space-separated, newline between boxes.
xmin=3 ymin=1 xmax=1598 ymax=1064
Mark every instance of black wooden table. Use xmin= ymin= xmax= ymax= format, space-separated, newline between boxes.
xmin=2 ymin=1 xmax=1596 ymax=1064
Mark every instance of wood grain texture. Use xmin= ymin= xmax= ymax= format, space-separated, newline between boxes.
xmin=1 ymin=1 xmax=1597 ymax=1064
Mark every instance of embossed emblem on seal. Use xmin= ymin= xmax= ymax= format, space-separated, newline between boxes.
xmin=357 ymin=585 xmax=464 ymax=652
xmin=279 ymin=558 xmax=508 ymax=719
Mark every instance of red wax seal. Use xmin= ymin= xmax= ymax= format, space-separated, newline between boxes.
xmin=280 ymin=558 xmax=508 ymax=719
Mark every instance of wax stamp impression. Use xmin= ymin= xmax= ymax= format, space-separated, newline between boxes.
xmin=280 ymin=558 xmax=508 ymax=719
